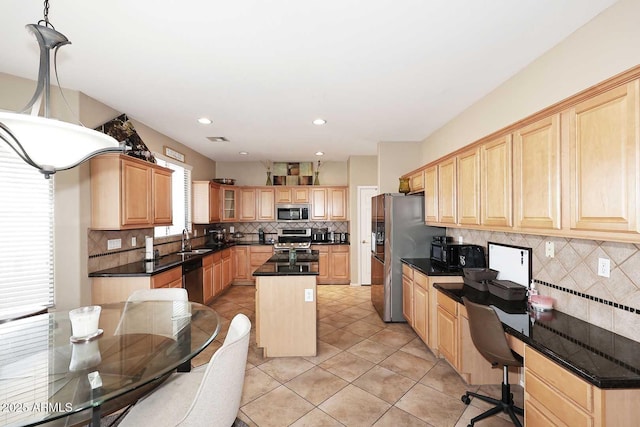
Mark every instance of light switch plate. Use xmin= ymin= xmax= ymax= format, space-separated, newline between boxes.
xmin=598 ymin=258 xmax=610 ymax=278
xmin=304 ymin=289 xmax=314 ymax=302
xmin=131 ymin=237 xmax=136 ymax=246
xmin=545 ymin=241 xmax=554 ymax=258
xmin=107 ymin=239 xmax=122 ymax=250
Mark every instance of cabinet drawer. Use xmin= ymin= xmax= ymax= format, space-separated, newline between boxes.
xmin=402 ymin=264 xmax=414 ymax=279
xmin=525 ymin=346 xmax=593 ymax=412
xmin=437 ymin=292 xmax=457 ymax=316
xmin=525 ymin=397 xmax=569 ymax=427
xmin=413 ymin=271 xmax=427 ymax=290
xmin=202 ymin=254 xmax=214 ymax=267
xmin=525 ymin=370 xmax=593 ymax=427
xmin=151 ymin=267 xmax=182 ymax=289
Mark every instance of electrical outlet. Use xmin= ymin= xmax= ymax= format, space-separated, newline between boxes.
xmin=457 ymin=236 xmax=463 ymax=244
xmin=107 ymin=239 xmax=121 ymax=250
xmin=304 ymin=289 xmax=314 ymax=302
xmin=598 ymin=257 xmax=610 ymax=278
xmin=131 ymin=237 xmax=136 ymax=246
xmin=545 ymin=241 xmax=554 ymax=258
xmin=230 ymin=226 xmax=235 ymax=233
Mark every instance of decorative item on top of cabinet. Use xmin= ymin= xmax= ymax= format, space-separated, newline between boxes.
xmin=565 ymin=81 xmax=640 ymax=235
xmin=399 ymin=177 xmax=410 ymax=194
xmin=91 ymin=154 xmax=173 ymax=230
xmin=457 ymin=147 xmax=481 ymax=226
xmin=513 ymin=114 xmax=561 ymax=230
xmin=192 ymin=181 xmax=221 ymax=224
xmin=481 ymin=134 xmax=513 ymax=227
xmin=438 ymin=157 xmax=457 ymax=225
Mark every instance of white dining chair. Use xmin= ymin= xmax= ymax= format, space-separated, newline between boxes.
xmin=114 ymin=288 xmax=189 ymax=337
xmin=119 ymin=313 xmax=251 ymax=427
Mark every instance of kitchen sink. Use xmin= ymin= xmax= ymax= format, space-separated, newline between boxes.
xmin=177 ymin=248 xmax=213 ymax=255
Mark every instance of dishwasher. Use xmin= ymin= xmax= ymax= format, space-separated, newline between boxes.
xmin=182 ymin=258 xmax=203 ymax=303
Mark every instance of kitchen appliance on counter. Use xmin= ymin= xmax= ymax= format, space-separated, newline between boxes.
xmin=370 ymin=194 xmax=446 ymax=322
xmin=311 ymin=227 xmax=328 ymax=243
xmin=430 ymin=240 xmax=486 ymax=271
xmin=205 ymin=227 xmax=226 ymax=246
xmin=276 ymin=204 xmax=310 ymax=222
xmin=274 ymin=227 xmax=312 ymax=252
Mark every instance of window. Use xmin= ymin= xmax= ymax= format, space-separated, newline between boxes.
xmin=0 ymin=144 xmax=54 ymax=320
xmin=154 ymin=155 xmax=192 ymax=238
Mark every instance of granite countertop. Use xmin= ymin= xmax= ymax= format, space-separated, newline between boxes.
xmin=434 ymin=282 xmax=640 ymax=389
xmin=89 ymin=243 xmax=236 ymax=277
xmin=401 ymin=258 xmax=464 ymax=277
xmin=253 ymin=251 xmax=320 ymax=277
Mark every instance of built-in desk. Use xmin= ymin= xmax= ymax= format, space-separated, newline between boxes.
xmin=434 ymin=283 xmax=640 ymax=426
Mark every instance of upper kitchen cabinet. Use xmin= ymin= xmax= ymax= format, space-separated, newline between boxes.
xmin=310 ymin=187 xmax=348 ymax=220
xmin=192 ymin=181 xmax=221 ymax=224
xmin=221 ymin=185 xmax=237 ymax=222
xmin=481 ymin=135 xmax=513 ymax=228
xmin=91 ymin=154 xmax=173 ymax=230
xmin=513 ymin=115 xmax=561 ymax=231
xmin=275 ymin=187 xmax=309 ymax=204
xmin=424 ymin=165 xmax=438 ymax=223
xmin=239 ymin=188 xmax=257 ymax=221
xmin=239 ymin=187 xmax=275 ymax=221
xmin=438 ymin=158 xmax=457 ymax=225
xmin=457 ymin=147 xmax=481 ymax=226
xmin=409 ymin=169 xmax=425 ymax=193
xmin=564 ymin=81 xmax=640 ymax=236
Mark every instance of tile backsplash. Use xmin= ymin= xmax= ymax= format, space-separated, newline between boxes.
xmin=450 ymin=229 xmax=640 ymax=343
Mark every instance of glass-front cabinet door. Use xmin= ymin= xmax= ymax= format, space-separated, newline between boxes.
xmin=222 ymin=186 xmax=237 ymax=221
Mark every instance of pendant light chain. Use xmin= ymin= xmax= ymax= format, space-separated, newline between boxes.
xmin=39 ymin=0 xmax=55 ymax=29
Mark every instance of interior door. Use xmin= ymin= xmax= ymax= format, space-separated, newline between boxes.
xmin=358 ymin=186 xmax=377 ymax=285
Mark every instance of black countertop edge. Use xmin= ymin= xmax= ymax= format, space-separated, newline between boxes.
xmin=433 ymin=283 xmax=640 ymax=389
xmin=89 ymin=243 xmax=237 ymax=277
xmin=310 ymin=242 xmax=351 ymax=246
xmin=252 ymin=253 xmax=320 ymax=277
xmin=401 ymin=258 xmax=464 ymax=277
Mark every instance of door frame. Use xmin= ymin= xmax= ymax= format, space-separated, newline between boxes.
xmin=357 ymin=185 xmax=378 ymax=285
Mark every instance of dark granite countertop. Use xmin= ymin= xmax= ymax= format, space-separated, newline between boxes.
xmin=401 ymin=258 xmax=464 ymax=277
xmin=434 ymin=282 xmax=640 ymax=389
xmin=253 ymin=252 xmax=320 ymax=276
xmin=89 ymin=243 xmax=236 ymax=277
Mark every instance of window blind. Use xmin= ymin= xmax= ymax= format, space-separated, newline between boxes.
xmin=0 ymin=144 xmax=54 ymax=320
xmin=154 ymin=156 xmax=192 ymax=238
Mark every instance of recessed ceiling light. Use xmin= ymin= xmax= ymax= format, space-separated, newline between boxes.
xmin=197 ymin=117 xmax=212 ymax=125
xmin=315 ymin=151 xmax=324 ymax=156
xmin=312 ymin=118 xmax=326 ymax=126
xmin=239 ymin=151 xmax=248 ymax=155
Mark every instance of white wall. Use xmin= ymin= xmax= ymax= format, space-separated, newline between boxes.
xmin=420 ymin=0 xmax=640 ymax=163
xmin=377 ymin=141 xmax=422 ymax=193
xmin=216 ymin=161 xmax=348 ymax=186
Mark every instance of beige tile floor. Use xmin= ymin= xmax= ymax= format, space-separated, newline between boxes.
xmin=196 ymin=285 xmax=524 ymax=427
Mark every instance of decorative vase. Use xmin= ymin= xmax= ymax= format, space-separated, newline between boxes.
xmin=399 ymin=177 xmax=410 ymax=194
xmin=314 ymin=172 xmax=320 ymax=185
xmin=266 ymin=171 xmax=272 ymax=186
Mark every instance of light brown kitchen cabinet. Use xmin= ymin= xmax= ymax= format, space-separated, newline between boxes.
xmin=233 ymin=246 xmax=249 ymax=281
xmin=409 ymin=170 xmax=425 ymax=193
xmin=151 ymin=267 xmax=183 ymax=289
xmin=328 ymin=187 xmax=348 ymax=220
xmin=192 ymin=181 xmax=221 ymax=224
xmin=256 ymin=188 xmax=275 ymax=221
xmin=247 ymin=245 xmax=274 ymax=282
xmin=203 ymin=254 xmax=214 ymax=303
xmin=275 ymin=187 xmax=309 ymax=204
xmin=239 ymin=188 xmax=257 ymax=221
xmin=457 ymin=147 xmax=481 ymax=226
xmin=310 ymin=188 xmax=328 ymax=220
xmin=402 ymin=272 xmax=413 ymax=325
xmin=565 ymin=81 xmax=640 ymax=235
xmin=481 ymin=135 xmax=513 ymax=227
xmin=513 ymin=114 xmax=561 ymax=230
xmin=438 ymin=158 xmax=457 ymax=225
xmin=424 ymin=165 xmax=438 ymax=223
xmin=90 ymin=154 xmax=173 ymax=229
xmin=311 ymin=244 xmax=350 ymax=284
xmin=412 ymin=272 xmax=429 ymax=342
xmin=222 ymin=248 xmax=232 ymax=289
xmin=213 ymin=256 xmax=222 ymax=295
xmin=436 ymin=292 xmax=458 ymax=368
xmin=221 ymin=185 xmax=237 ymax=222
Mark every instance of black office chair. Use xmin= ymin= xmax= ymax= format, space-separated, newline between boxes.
xmin=460 ymin=297 xmax=524 ymax=427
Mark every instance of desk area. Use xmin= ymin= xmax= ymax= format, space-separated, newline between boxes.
xmin=0 ymin=301 xmax=220 ymax=427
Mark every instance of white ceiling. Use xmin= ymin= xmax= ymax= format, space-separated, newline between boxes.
xmin=0 ymin=0 xmax=617 ymax=163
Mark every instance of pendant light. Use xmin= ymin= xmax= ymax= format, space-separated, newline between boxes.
xmin=0 ymin=0 xmax=124 ymax=178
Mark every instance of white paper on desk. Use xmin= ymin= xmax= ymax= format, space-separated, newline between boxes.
xmin=488 ymin=242 xmax=531 ymax=287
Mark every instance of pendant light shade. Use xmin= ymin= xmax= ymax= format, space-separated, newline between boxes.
xmin=0 ymin=1 xmax=124 ymax=178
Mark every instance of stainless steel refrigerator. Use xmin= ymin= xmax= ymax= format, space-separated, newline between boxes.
xmin=370 ymin=193 xmax=445 ymax=322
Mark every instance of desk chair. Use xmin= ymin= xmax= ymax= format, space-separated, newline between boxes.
xmin=120 ymin=313 xmax=251 ymax=427
xmin=461 ymin=297 xmax=524 ymax=427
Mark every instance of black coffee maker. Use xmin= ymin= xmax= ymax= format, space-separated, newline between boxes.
xmin=311 ymin=228 xmax=328 ymax=242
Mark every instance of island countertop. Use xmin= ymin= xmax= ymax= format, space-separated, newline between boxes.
xmin=252 ymin=251 xmax=320 ymax=276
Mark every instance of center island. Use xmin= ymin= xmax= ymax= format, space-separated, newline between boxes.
xmin=253 ymin=250 xmax=319 ymax=357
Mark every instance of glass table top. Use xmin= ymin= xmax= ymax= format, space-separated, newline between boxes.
xmin=0 ymin=301 xmax=220 ymax=427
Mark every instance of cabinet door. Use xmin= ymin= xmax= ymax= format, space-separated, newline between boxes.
xmin=213 ymin=260 xmax=223 ymax=295
xmin=410 ymin=170 xmax=424 ymax=193
xmin=310 ymin=188 xmax=328 ymax=220
xmin=121 ymin=158 xmax=152 ymax=226
xmin=233 ymin=246 xmax=249 ymax=280
xmin=315 ymin=246 xmax=330 ymax=283
xmin=239 ymin=188 xmax=256 ymax=221
xmin=481 ymin=135 xmax=513 ymax=227
xmin=514 ymin=115 xmax=561 ymax=230
xmin=329 ymin=246 xmax=350 ymax=282
xmin=402 ymin=275 xmax=413 ymax=325
xmin=567 ymin=81 xmax=639 ymax=234
xmin=152 ymin=167 xmax=173 ymax=225
xmin=437 ymin=306 xmax=457 ymax=368
xmin=424 ymin=166 xmax=438 ymax=223
xmin=221 ymin=187 xmax=237 ymax=221
xmin=457 ymin=148 xmax=480 ymax=226
xmin=292 ymin=187 xmax=310 ymax=203
xmin=275 ymin=188 xmax=292 ymax=204
xmin=413 ymin=285 xmax=428 ymax=342
xmin=256 ymin=188 xmax=275 ymax=221
xmin=151 ymin=267 xmax=182 ymax=289
xmin=203 ymin=262 xmax=213 ymax=303
xmin=328 ymin=187 xmax=348 ymax=220
xmin=222 ymin=255 xmax=232 ymax=289
xmin=438 ymin=158 xmax=457 ymax=225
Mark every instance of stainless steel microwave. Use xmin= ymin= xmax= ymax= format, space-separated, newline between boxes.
xmin=276 ymin=204 xmax=310 ymax=221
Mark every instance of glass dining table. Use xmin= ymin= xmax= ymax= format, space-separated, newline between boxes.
xmin=0 ymin=301 xmax=220 ymax=427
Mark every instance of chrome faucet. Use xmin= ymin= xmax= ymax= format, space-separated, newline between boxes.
xmin=181 ymin=228 xmax=191 ymax=252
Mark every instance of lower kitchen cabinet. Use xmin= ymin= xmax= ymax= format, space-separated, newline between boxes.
xmin=311 ymin=245 xmax=350 ymax=284
xmin=203 ymin=254 xmax=214 ymax=303
xmin=222 ymin=248 xmax=232 ymax=289
xmin=151 ymin=267 xmax=183 ymax=289
xmin=233 ymin=246 xmax=249 ymax=281
xmin=91 ymin=266 xmax=183 ymax=304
